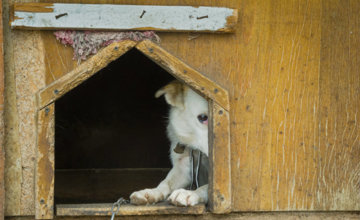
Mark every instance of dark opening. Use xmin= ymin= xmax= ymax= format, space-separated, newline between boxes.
xmin=55 ymin=49 xmax=174 ymax=204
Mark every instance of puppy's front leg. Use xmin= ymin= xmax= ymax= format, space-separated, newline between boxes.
xmin=168 ymin=184 xmax=208 ymax=206
xmin=130 ymin=152 xmax=191 ymax=205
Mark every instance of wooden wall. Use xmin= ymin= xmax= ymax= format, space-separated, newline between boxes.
xmin=2 ymin=0 xmax=360 ymax=217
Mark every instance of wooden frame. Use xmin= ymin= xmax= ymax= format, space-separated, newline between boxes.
xmin=0 ymin=0 xmax=5 ymax=218
xmin=35 ymin=40 xmax=231 ymax=219
xmin=56 ymin=203 xmax=206 ymax=216
xmin=10 ymin=3 xmax=238 ymax=33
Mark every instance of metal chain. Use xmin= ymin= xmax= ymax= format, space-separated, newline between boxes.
xmin=189 ymin=149 xmax=194 ymax=190
xmin=189 ymin=149 xmax=201 ymax=190
xmin=110 ymin=197 xmax=129 ymax=220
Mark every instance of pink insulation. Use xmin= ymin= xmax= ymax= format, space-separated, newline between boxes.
xmin=54 ymin=30 xmax=160 ymax=60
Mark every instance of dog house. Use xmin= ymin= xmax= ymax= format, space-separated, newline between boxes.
xmin=1 ymin=1 xmax=360 ymax=220
xmin=34 ymin=39 xmax=231 ymax=218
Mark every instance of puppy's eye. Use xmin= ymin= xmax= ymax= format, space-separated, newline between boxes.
xmin=197 ymin=114 xmax=208 ymax=124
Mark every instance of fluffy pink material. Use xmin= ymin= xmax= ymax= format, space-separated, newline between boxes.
xmin=54 ymin=30 xmax=160 ymax=60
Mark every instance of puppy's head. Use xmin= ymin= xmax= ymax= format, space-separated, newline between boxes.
xmin=156 ymin=81 xmax=208 ymax=154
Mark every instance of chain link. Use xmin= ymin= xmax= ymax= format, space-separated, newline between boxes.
xmin=110 ymin=197 xmax=129 ymax=220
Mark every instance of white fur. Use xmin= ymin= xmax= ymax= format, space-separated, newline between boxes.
xmin=130 ymin=82 xmax=208 ymax=206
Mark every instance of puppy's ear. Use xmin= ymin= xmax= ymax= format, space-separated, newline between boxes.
xmin=155 ymin=81 xmax=185 ymax=108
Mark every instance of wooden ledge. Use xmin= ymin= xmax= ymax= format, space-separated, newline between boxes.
xmin=56 ymin=203 xmax=206 ymax=216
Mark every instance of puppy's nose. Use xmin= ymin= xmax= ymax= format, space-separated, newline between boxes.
xmin=197 ymin=114 xmax=208 ymax=125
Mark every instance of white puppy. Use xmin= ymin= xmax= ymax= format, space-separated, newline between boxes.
xmin=130 ymin=80 xmax=209 ymax=206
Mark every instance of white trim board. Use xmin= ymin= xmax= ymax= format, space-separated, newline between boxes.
xmin=11 ymin=3 xmax=238 ymax=33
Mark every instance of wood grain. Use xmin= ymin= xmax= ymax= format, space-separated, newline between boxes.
xmin=40 ymin=31 xmax=77 ymax=85
xmin=317 ymin=0 xmax=360 ymax=210
xmin=230 ymin=0 xmax=359 ymax=211
xmin=38 ymin=0 xmax=360 ymax=212
xmin=3 ymin=0 xmax=360 ymax=216
xmin=37 ymin=40 xmax=137 ymax=109
xmin=35 ymin=104 xmax=55 ymax=219
xmin=230 ymin=0 xmax=324 ymax=211
xmin=208 ymin=101 xmax=231 ymax=213
xmin=0 ymin=0 xmax=5 ymax=218
xmin=3 ymin=0 xmax=31 ymax=216
xmin=14 ymin=3 xmax=54 ymax=13
xmin=56 ymin=203 xmax=205 ymax=216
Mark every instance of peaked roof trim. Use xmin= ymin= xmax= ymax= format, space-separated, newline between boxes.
xmin=37 ymin=39 xmax=229 ymax=111
xmin=135 ymin=40 xmax=229 ymax=111
xmin=37 ymin=40 xmax=137 ymax=109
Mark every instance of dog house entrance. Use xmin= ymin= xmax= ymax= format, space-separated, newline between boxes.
xmin=55 ymin=48 xmax=173 ymax=204
xmin=35 ymin=40 xmax=231 ymax=219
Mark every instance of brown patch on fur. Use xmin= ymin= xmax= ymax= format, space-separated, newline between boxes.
xmin=173 ymin=143 xmax=186 ymax=154
xmin=155 ymin=80 xmax=186 ymax=108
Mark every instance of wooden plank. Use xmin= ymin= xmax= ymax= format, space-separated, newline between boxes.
xmin=0 ymin=0 xmax=4 ymax=217
xmin=135 ymin=40 xmax=230 ymax=111
xmin=37 ymin=40 xmax=137 ymax=110
xmin=230 ymin=0 xmax=359 ymax=211
xmin=316 ymin=0 xmax=360 ymax=210
xmin=35 ymin=104 xmax=55 ymax=219
xmin=3 ymin=0 xmax=22 ymax=215
xmin=14 ymin=3 xmax=54 ymax=13
xmin=208 ymin=101 xmax=231 ymax=213
xmin=230 ymin=0 xmax=322 ymax=211
xmin=10 ymin=3 xmax=237 ymax=33
xmin=56 ymin=203 xmax=206 ymax=216
xmin=40 ymin=31 xmax=78 ymax=85
xmin=18 ymin=0 xmax=360 ymax=214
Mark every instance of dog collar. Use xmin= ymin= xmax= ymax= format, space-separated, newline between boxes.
xmin=174 ymin=143 xmax=186 ymax=154
xmin=174 ymin=142 xmax=208 ymax=190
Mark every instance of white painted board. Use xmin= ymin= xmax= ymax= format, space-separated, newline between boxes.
xmin=11 ymin=3 xmax=237 ymax=32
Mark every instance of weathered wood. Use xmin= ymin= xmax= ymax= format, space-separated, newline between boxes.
xmin=37 ymin=40 xmax=137 ymax=110
xmin=56 ymin=203 xmax=206 ymax=216
xmin=14 ymin=3 xmax=54 ymax=13
xmin=4 ymin=0 xmax=360 ymax=216
xmin=135 ymin=40 xmax=230 ymax=111
xmin=34 ymin=0 xmax=360 ymax=212
xmin=15 ymin=31 xmax=46 ymax=215
xmin=3 ymin=212 xmax=360 ymax=220
xmin=3 ymin=0 xmax=22 ymax=216
xmin=208 ymin=101 xmax=231 ymax=213
xmin=230 ymin=0 xmax=324 ymax=211
xmin=40 ymin=31 xmax=78 ymax=85
xmin=10 ymin=3 xmax=237 ymax=33
xmin=35 ymin=104 xmax=55 ymax=219
xmin=0 ymin=0 xmax=5 ymax=218
xmin=317 ymin=0 xmax=360 ymax=210
xmin=230 ymin=0 xmax=360 ymax=211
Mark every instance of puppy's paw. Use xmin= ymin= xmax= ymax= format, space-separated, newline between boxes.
xmin=130 ymin=188 xmax=166 ymax=205
xmin=168 ymin=189 xmax=202 ymax=206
